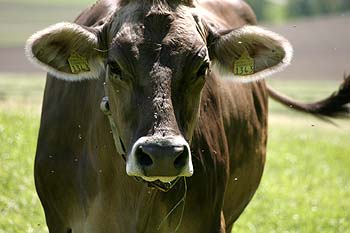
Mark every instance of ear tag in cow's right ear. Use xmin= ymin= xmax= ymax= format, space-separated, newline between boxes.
xmin=68 ymin=52 xmax=90 ymax=74
xmin=234 ymin=49 xmax=254 ymax=76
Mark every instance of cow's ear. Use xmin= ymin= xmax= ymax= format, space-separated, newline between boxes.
xmin=209 ymin=25 xmax=293 ymax=82
xmin=25 ymin=22 xmax=105 ymax=81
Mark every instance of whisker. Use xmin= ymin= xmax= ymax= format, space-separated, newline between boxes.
xmin=157 ymin=177 xmax=187 ymax=232
xmin=93 ymin=47 xmax=112 ymax=53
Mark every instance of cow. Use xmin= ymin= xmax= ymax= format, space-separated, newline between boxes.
xmin=25 ymin=0 xmax=350 ymax=232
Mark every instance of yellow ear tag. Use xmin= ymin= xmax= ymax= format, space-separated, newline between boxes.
xmin=68 ymin=52 xmax=90 ymax=74
xmin=234 ymin=49 xmax=254 ymax=76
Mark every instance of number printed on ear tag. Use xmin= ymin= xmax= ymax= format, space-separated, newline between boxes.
xmin=68 ymin=52 xmax=90 ymax=74
xmin=234 ymin=49 xmax=254 ymax=76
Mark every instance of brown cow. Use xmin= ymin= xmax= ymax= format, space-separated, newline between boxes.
xmin=25 ymin=0 xmax=350 ymax=232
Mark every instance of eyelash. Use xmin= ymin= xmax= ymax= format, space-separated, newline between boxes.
xmin=108 ymin=61 xmax=123 ymax=80
xmin=197 ymin=62 xmax=210 ymax=77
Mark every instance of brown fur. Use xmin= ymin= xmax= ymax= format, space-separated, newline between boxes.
xmin=33 ymin=1 xmax=347 ymax=232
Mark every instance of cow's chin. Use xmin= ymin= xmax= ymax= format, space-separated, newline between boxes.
xmin=141 ymin=176 xmax=178 ymax=183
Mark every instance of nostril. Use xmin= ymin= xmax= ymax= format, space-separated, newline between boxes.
xmin=136 ymin=146 xmax=153 ymax=167
xmin=174 ymin=148 xmax=188 ymax=169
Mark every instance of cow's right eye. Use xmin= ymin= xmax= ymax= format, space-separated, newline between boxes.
xmin=108 ymin=61 xmax=123 ymax=81
xmin=197 ymin=62 xmax=210 ymax=78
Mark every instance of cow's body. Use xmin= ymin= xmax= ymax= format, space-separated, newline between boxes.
xmin=32 ymin=0 xmax=277 ymax=232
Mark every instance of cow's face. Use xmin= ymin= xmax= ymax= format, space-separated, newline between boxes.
xmin=26 ymin=1 xmax=292 ymax=184
xmin=105 ymin=4 xmax=212 ymax=181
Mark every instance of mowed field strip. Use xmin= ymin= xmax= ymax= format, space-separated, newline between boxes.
xmin=0 ymin=74 xmax=349 ymax=232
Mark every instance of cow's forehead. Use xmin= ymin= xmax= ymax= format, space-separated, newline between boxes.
xmin=109 ymin=2 xmax=207 ymax=61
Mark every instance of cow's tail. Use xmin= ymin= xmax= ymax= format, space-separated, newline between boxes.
xmin=267 ymin=74 xmax=350 ymax=118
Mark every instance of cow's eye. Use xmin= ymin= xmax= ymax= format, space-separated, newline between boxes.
xmin=197 ymin=62 xmax=210 ymax=78
xmin=108 ymin=61 xmax=123 ymax=80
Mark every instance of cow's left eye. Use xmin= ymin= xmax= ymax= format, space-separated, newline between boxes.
xmin=108 ymin=61 xmax=123 ymax=81
xmin=197 ymin=62 xmax=210 ymax=78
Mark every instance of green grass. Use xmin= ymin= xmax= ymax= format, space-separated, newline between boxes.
xmin=0 ymin=74 xmax=349 ymax=232
xmin=0 ymin=112 xmax=47 ymax=233
xmin=0 ymin=73 xmax=45 ymax=113
xmin=0 ymin=73 xmax=46 ymax=232
xmin=234 ymin=117 xmax=350 ymax=233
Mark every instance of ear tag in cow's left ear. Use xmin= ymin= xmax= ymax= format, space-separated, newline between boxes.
xmin=233 ymin=49 xmax=254 ymax=76
xmin=68 ymin=52 xmax=91 ymax=74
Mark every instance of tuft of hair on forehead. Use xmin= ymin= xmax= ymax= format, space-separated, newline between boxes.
xmin=118 ymin=0 xmax=194 ymax=7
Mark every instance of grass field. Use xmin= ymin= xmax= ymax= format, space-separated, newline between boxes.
xmin=0 ymin=74 xmax=349 ymax=232
xmin=235 ymin=118 xmax=350 ymax=233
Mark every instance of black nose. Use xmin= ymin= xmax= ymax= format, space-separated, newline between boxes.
xmin=135 ymin=143 xmax=189 ymax=176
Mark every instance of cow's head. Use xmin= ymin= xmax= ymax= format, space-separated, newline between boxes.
xmin=26 ymin=0 xmax=292 ymax=186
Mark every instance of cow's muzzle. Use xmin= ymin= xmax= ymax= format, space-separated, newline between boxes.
xmin=126 ymin=136 xmax=193 ymax=183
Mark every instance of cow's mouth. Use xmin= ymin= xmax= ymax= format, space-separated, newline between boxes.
xmin=141 ymin=176 xmax=177 ymax=183
xmin=139 ymin=176 xmax=181 ymax=192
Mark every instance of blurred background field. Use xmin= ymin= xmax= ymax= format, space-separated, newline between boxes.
xmin=0 ymin=0 xmax=349 ymax=232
